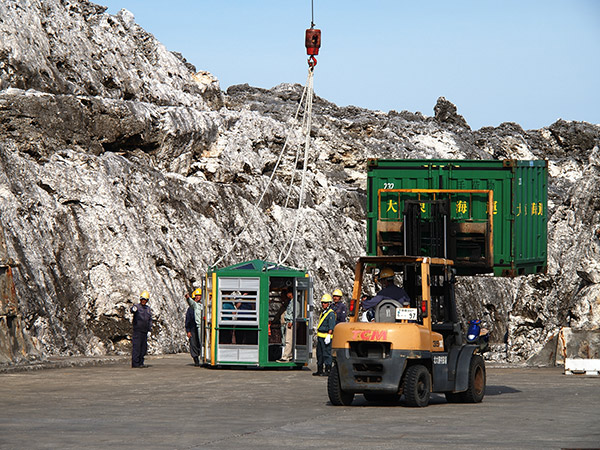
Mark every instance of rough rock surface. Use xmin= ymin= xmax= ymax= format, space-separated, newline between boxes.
xmin=0 ymin=0 xmax=599 ymax=363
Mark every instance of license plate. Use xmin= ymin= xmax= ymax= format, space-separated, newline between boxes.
xmin=396 ymin=308 xmax=417 ymax=321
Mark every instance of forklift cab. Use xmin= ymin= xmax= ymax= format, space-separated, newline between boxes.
xmin=329 ymin=255 xmax=485 ymax=407
xmin=349 ymin=255 xmax=462 ymax=348
xmin=201 ymin=259 xmax=313 ymax=368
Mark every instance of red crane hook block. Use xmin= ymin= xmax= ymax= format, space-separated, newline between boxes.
xmin=305 ymin=28 xmax=321 ymax=56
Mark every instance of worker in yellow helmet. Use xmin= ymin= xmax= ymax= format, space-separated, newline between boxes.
xmin=330 ymin=288 xmax=347 ymax=325
xmin=184 ymin=288 xmax=203 ymax=366
xmin=313 ymin=293 xmax=336 ymax=377
xmin=130 ymin=290 xmax=152 ymax=368
xmin=362 ymin=267 xmax=410 ymax=313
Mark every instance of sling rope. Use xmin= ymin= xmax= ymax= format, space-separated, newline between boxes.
xmin=210 ymin=75 xmax=312 ymax=269
xmin=276 ymin=68 xmax=314 ymax=266
xmin=210 ymin=3 xmax=320 ymax=269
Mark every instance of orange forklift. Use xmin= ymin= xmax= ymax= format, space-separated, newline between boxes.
xmin=328 ymin=255 xmax=485 ymax=407
xmin=327 ymin=159 xmax=547 ymax=406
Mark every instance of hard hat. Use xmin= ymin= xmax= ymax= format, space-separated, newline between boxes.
xmin=332 ymin=289 xmax=343 ymax=297
xmin=193 ymin=288 xmax=202 ymax=297
xmin=321 ymin=293 xmax=332 ymax=303
xmin=140 ymin=290 xmax=150 ymax=300
xmin=379 ymin=267 xmax=395 ymax=279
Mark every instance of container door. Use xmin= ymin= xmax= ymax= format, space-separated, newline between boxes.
xmin=203 ymin=274 xmax=214 ymax=365
xmin=216 ymin=277 xmax=260 ymax=364
xmin=293 ymin=277 xmax=313 ymax=362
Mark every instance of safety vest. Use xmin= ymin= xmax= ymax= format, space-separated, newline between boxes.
xmin=316 ymin=309 xmax=335 ymax=339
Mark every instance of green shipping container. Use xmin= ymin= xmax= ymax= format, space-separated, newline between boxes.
xmin=367 ymin=159 xmax=548 ymax=276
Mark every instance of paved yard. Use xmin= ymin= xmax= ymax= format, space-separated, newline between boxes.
xmin=1 ymin=354 xmax=598 ymax=449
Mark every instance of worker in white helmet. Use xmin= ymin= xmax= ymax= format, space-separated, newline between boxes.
xmin=313 ymin=293 xmax=336 ymax=377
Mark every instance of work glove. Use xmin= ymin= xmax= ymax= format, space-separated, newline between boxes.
xmin=324 ymin=335 xmax=331 ymax=345
xmin=147 ymin=332 xmax=151 ymax=338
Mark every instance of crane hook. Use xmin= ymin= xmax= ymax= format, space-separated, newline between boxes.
xmin=305 ymin=27 xmax=321 ymax=69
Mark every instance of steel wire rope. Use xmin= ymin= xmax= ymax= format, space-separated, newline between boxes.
xmin=267 ymin=69 xmax=314 ymax=261
xmin=277 ymin=68 xmax=315 ymax=266
xmin=265 ymin=72 xmax=312 ymax=261
xmin=283 ymin=93 xmax=309 ymax=209
xmin=275 ymin=1 xmax=318 ymax=265
xmin=209 ymin=77 xmax=310 ymax=269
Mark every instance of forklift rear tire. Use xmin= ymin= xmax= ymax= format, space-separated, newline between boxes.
xmin=404 ymin=364 xmax=431 ymax=407
xmin=328 ymin=364 xmax=354 ymax=406
xmin=445 ymin=354 xmax=486 ymax=403
xmin=461 ymin=354 xmax=486 ymax=403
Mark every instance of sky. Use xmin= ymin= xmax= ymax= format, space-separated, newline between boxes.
xmin=100 ymin=0 xmax=600 ymax=130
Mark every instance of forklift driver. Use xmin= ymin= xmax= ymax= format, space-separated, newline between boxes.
xmin=361 ymin=267 xmax=410 ymax=318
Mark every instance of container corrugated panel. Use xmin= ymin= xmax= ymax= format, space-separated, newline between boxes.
xmin=366 ymin=159 xmax=548 ymax=276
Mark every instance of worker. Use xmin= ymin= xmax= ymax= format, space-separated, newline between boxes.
xmin=235 ymin=292 xmax=254 ymax=344
xmin=184 ymin=288 xmax=203 ymax=360
xmin=330 ymin=288 xmax=347 ymax=325
xmin=277 ymin=289 xmax=295 ymax=362
xmin=185 ymin=288 xmax=202 ymax=366
xmin=131 ymin=290 xmax=152 ymax=368
xmin=358 ymin=294 xmax=372 ymax=322
xmin=221 ymin=295 xmax=236 ymax=344
xmin=313 ymin=293 xmax=335 ymax=377
xmin=272 ymin=289 xmax=290 ymax=346
xmin=361 ymin=267 xmax=410 ymax=313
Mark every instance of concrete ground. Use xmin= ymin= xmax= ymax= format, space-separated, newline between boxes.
xmin=0 ymin=354 xmax=599 ymax=449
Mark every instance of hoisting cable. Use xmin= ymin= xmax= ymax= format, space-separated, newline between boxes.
xmin=264 ymin=67 xmax=312 ymax=261
xmin=283 ymin=76 xmax=311 ymax=210
xmin=276 ymin=67 xmax=314 ymax=266
xmin=210 ymin=2 xmax=321 ymax=270
xmin=276 ymin=13 xmax=321 ymax=266
xmin=209 ymin=79 xmax=310 ymax=269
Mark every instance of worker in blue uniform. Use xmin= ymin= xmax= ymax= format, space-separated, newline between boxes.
xmin=131 ymin=290 xmax=152 ymax=368
xmin=330 ymin=288 xmax=347 ymax=325
xmin=185 ymin=288 xmax=202 ymax=366
xmin=313 ymin=293 xmax=336 ymax=377
xmin=362 ymin=267 xmax=410 ymax=311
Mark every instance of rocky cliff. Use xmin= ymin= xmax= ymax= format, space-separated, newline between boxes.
xmin=0 ymin=0 xmax=598 ymax=363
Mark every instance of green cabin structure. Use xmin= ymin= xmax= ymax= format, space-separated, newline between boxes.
xmin=200 ymin=259 xmax=313 ymax=368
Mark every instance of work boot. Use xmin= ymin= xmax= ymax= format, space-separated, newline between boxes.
xmin=312 ymin=365 xmax=323 ymax=376
xmin=193 ymin=357 xmax=200 ymax=367
xmin=322 ymin=365 xmax=331 ymax=376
